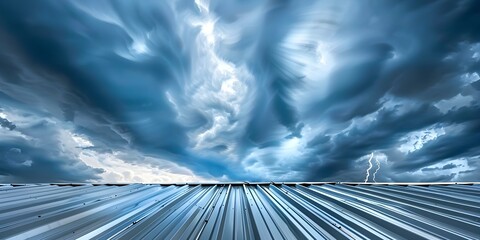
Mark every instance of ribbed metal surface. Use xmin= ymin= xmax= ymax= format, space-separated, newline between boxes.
xmin=0 ymin=183 xmax=479 ymax=239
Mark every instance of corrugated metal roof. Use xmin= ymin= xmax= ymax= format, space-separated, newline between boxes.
xmin=0 ymin=182 xmax=479 ymax=239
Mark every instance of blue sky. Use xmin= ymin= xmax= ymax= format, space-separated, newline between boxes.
xmin=0 ymin=0 xmax=479 ymax=183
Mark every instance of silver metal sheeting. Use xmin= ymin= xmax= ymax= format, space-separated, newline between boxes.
xmin=0 ymin=183 xmax=479 ymax=240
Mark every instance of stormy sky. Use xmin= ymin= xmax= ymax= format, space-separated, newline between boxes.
xmin=0 ymin=0 xmax=479 ymax=183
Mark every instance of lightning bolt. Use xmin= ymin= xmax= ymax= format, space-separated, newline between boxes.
xmin=364 ymin=152 xmax=374 ymax=183
xmin=373 ymin=156 xmax=381 ymax=183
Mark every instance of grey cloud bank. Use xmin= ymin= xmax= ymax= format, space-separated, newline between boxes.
xmin=0 ymin=0 xmax=479 ymax=183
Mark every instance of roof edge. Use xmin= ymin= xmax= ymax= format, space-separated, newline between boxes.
xmin=2 ymin=181 xmax=479 ymax=187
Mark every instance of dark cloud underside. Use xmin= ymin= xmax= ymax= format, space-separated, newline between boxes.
xmin=0 ymin=0 xmax=479 ymax=182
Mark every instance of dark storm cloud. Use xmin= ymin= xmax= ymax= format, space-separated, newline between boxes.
xmin=0 ymin=0 xmax=188 ymax=149
xmin=302 ymin=103 xmax=441 ymax=180
xmin=309 ymin=1 xmax=480 ymax=119
xmin=0 ymin=117 xmax=104 ymax=182
xmin=294 ymin=0 xmax=480 ymax=182
xmin=0 ymin=117 xmax=15 ymax=131
xmin=0 ymin=144 xmax=104 ymax=183
xmin=422 ymin=163 xmax=461 ymax=172
xmin=0 ymin=0 xmax=239 ymax=181
xmin=398 ymin=117 xmax=480 ymax=171
xmin=0 ymin=0 xmax=479 ymax=182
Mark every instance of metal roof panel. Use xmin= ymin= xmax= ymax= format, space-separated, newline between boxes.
xmin=0 ymin=183 xmax=479 ymax=239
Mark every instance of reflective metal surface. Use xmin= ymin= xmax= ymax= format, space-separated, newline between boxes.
xmin=0 ymin=183 xmax=479 ymax=239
